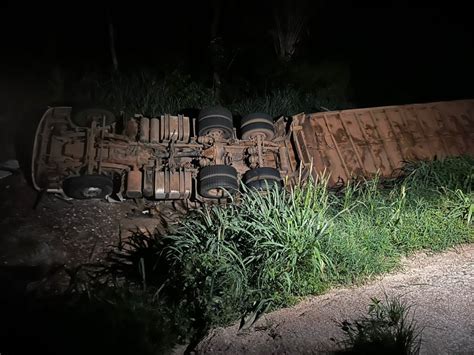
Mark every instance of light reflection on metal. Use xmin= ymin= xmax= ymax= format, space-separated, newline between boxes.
xmin=291 ymin=99 xmax=474 ymax=185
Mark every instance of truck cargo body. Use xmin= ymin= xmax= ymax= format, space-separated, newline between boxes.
xmin=291 ymin=99 xmax=474 ymax=185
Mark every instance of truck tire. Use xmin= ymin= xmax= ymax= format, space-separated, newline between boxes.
xmin=240 ymin=112 xmax=275 ymax=140
xmin=198 ymin=106 xmax=234 ymax=140
xmin=71 ymin=107 xmax=116 ymax=128
xmin=63 ymin=174 xmax=114 ymax=199
xmin=198 ymin=165 xmax=238 ymax=198
xmin=244 ymin=167 xmax=282 ymax=191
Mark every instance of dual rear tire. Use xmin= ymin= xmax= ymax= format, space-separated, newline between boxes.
xmin=197 ymin=106 xmax=280 ymax=198
xmin=198 ymin=165 xmax=282 ymax=199
xmin=197 ymin=106 xmax=234 ymax=140
xmin=197 ymin=107 xmax=276 ymax=141
xmin=198 ymin=165 xmax=239 ymax=198
xmin=240 ymin=113 xmax=275 ymax=140
xmin=243 ymin=167 xmax=282 ymax=190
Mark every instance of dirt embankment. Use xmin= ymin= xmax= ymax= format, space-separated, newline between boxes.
xmin=197 ymin=244 xmax=474 ymax=354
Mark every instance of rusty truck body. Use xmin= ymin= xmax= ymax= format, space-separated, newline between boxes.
xmin=32 ymin=99 xmax=474 ymax=202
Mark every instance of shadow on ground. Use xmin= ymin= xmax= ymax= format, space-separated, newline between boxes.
xmin=0 ymin=235 xmax=183 ymax=355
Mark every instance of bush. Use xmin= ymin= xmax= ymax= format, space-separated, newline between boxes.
xmin=335 ymin=295 xmax=423 ymax=354
xmin=229 ymin=86 xmax=352 ymax=117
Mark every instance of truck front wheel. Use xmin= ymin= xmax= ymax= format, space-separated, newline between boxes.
xmin=62 ymin=175 xmax=114 ymax=199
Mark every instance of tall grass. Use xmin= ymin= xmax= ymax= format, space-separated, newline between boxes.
xmin=107 ymin=156 xmax=473 ymax=349
xmin=401 ymin=156 xmax=473 ymax=192
xmin=95 ymin=71 xmax=219 ymax=116
xmin=155 ymin=175 xmax=336 ymax=330
xmin=229 ymin=87 xmax=352 ymax=116
xmin=70 ymin=70 xmax=351 ymax=118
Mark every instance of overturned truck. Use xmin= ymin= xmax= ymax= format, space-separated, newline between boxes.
xmin=32 ymin=99 xmax=474 ymax=202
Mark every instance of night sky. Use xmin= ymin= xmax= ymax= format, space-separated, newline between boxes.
xmin=1 ymin=0 xmax=473 ymax=107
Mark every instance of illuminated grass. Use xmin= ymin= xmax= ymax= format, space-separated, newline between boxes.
xmin=95 ymin=156 xmax=472 ymax=350
xmin=150 ymin=156 xmax=473 ymax=332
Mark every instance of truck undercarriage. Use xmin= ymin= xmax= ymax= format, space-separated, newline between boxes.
xmin=32 ymin=99 xmax=474 ymax=203
xmin=32 ymin=106 xmax=298 ymax=203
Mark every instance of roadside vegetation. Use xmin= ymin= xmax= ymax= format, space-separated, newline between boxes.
xmin=52 ymin=66 xmax=353 ymax=118
xmin=2 ymin=155 xmax=471 ymax=354
xmin=100 ymin=155 xmax=472 ymax=352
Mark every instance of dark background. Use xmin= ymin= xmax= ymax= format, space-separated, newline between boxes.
xmin=1 ymin=0 xmax=473 ymax=108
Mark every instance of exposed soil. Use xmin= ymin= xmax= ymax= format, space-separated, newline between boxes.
xmin=0 ymin=170 xmax=184 ymax=294
xmin=196 ymin=244 xmax=474 ymax=354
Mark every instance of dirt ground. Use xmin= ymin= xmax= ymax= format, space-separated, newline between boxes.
xmin=196 ymin=244 xmax=474 ymax=355
xmin=0 ymin=171 xmax=184 ymax=293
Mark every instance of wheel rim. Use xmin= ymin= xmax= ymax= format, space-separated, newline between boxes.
xmin=81 ymin=187 xmax=104 ymax=198
xmin=243 ymin=130 xmax=274 ymax=140
xmin=206 ymin=128 xmax=228 ymax=140
xmin=206 ymin=187 xmax=226 ymax=198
